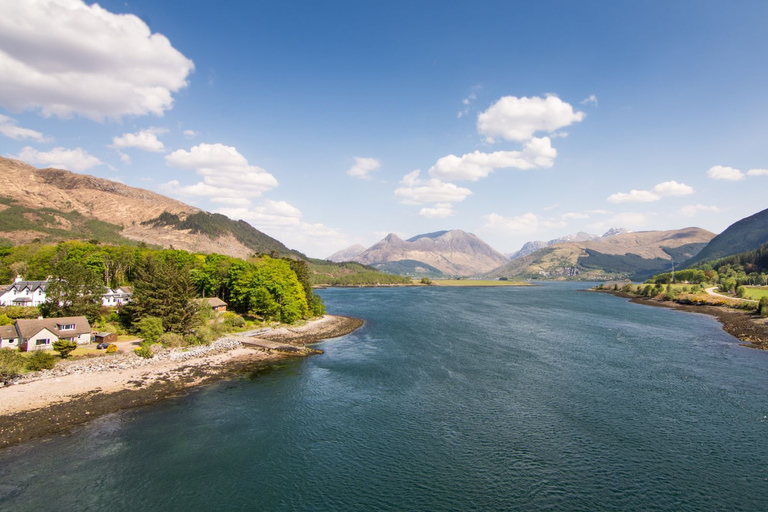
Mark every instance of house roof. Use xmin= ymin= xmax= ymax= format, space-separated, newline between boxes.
xmin=0 ymin=325 xmax=17 ymax=340
xmin=201 ymin=297 xmax=227 ymax=307
xmin=15 ymin=316 xmax=91 ymax=339
xmin=9 ymin=281 xmax=49 ymax=293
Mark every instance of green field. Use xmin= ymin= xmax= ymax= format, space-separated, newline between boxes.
xmin=428 ymin=279 xmax=530 ymax=287
xmin=744 ymin=287 xmax=768 ymax=300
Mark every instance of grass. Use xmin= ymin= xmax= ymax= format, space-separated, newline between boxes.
xmin=429 ymin=279 xmax=530 ymax=287
xmin=744 ymin=286 xmax=768 ymax=300
xmin=18 ymin=345 xmax=104 ymax=358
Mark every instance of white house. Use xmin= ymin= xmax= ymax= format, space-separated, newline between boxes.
xmin=14 ymin=316 xmax=92 ymax=352
xmin=0 ymin=277 xmax=50 ymax=307
xmin=101 ymin=286 xmax=132 ymax=307
xmin=0 ymin=325 xmax=19 ymax=350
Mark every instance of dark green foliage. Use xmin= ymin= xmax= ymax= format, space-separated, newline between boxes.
xmin=124 ymin=258 xmax=200 ymax=334
xmin=759 ymin=297 xmax=768 ymax=317
xmin=40 ymin=260 xmax=105 ymax=322
xmin=651 ymin=269 xmax=708 ymax=284
xmin=579 ymin=250 xmax=675 ymax=281
xmin=136 ymin=316 xmax=164 ymax=343
xmin=374 ymin=259 xmax=445 ymax=278
xmin=134 ymin=345 xmax=153 ymax=359
xmin=308 ymin=260 xmax=412 ymax=286
xmin=309 ymin=294 xmax=326 ymax=316
xmin=685 ymin=207 xmax=768 ymax=266
xmin=142 ymin=211 xmax=304 ymax=258
xmin=52 ymin=339 xmax=78 ymax=359
xmin=661 ymin=243 xmax=710 ymax=263
xmin=26 ymin=351 xmax=57 ymax=371
xmin=227 ymin=258 xmax=309 ymax=323
xmin=0 ymin=306 xmax=40 ymax=319
xmin=0 ymin=349 xmax=26 ymax=379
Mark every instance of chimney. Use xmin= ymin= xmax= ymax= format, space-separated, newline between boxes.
xmin=14 ymin=275 xmax=22 ymax=283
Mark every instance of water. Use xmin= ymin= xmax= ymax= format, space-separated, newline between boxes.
xmin=2 ymin=282 xmax=768 ymax=511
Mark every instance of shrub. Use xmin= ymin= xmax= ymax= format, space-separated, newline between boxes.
xmin=26 ymin=351 xmax=57 ymax=371
xmin=136 ymin=316 xmax=164 ymax=344
xmin=158 ymin=332 xmax=186 ymax=348
xmin=0 ymin=313 xmax=12 ymax=326
xmin=134 ymin=345 xmax=153 ymax=359
xmin=105 ymin=344 xmax=118 ymax=354
xmin=185 ymin=326 xmax=214 ymax=346
xmin=759 ymin=297 xmax=768 ymax=317
xmin=0 ymin=348 xmax=26 ymax=379
xmin=223 ymin=312 xmax=246 ymax=329
xmin=53 ymin=339 xmax=78 ymax=359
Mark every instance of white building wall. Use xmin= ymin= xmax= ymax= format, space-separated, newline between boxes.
xmin=22 ymin=328 xmax=58 ymax=352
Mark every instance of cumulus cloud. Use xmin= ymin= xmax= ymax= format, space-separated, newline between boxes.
xmin=747 ymin=168 xmax=768 ymax=176
xmin=183 ymin=129 xmax=197 ymax=139
xmin=0 ymin=114 xmax=49 ymax=141
xmin=419 ymin=203 xmax=453 ymax=219
xmin=394 ymin=170 xmax=473 ymax=205
xmin=678 ymin=204 xmax=723 ymax=217
xmin=707 ymin=165 xmax=744 ymax=181
xmin=477 ymin=95 xmax=585 ymax=142
xmin=608 ymin=180 xmax=694 ymax=203
xmin=429 ymin=137 xmax=556 ymax=181
xmin=0 ymin=0 xmax=194 ymax=120
xmin=580 ymin=94 xmax=598 ymax=106
xmin=347 ymin=157 xmax=380 ymax=179
xmin=110 ymin=127 xmax=167 ymax=153
xmin=164 ymin=143 xmax=278 ymax=203
xmin=14 ymin=145 xmax=102 ymax=172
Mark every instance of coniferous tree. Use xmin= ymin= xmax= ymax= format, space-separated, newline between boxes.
xmin=40 ymin=260 xmax=105 ymax=322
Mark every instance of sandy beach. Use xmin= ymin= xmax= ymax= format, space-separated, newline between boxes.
xmin=0 ymin=315 xmax=363 ymax=449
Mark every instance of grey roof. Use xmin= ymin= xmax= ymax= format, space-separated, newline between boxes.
xmin=201 ymin=297 xmax=227 ymax=307
xmin=0 ymin=325 xmax=18 ymax=340
xmin=15 ymin=316 xmax=91 ymax=339
xmin=9 ymin=281 xmax=49 ymax=293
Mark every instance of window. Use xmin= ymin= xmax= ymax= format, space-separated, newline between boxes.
xmin=60 ymin=324 xmax=76 ymax=330
xmin=36 ymin=339 xmax=50 ymax=346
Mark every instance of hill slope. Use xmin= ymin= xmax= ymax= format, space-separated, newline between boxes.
xmin=0 ymin=156 xmax=299 ymax=259
xmin=684 ymin=207 xmax=768 ymax=267
xmin=326 ymin=244 xmax=367 ymax=262
xmin=354 ymin=230 xmax=509 ymax=276
xmin=487 ymin=227 xmax=715 ymax=280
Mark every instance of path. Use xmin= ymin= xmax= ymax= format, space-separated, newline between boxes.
xmin=704 ymin=287 xmax=759 ymax=304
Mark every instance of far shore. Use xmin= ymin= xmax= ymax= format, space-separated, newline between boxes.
xmin=0 ymin=315 xmax=363 ymax=450
xmin=594 ymin=289 xmax=768 ymax=350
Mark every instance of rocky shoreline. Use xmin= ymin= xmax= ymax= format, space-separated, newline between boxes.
xmin=595 ymin=289 xmax=768 ymax=350
xmin=0 ymin=315 xmax=363 ymax=450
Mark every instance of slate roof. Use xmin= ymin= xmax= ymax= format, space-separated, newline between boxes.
xmin=0 ymin=325 xmax=18 ymax=340
xmin=8 ymin=281 xmax=49 ymax=293
xmin=15 ymin=316 xmax=91 ymax=339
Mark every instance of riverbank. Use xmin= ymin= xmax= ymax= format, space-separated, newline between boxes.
xmin=595 ymin=289 xmax=768 ymax=350
xmin=0 ymin=315 xmax=362 ymax=450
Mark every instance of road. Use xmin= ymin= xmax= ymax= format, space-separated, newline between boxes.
xmin=704 ymin=287 xmax=759 ymax=304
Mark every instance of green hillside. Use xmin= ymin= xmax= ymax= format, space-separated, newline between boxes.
xmin=373 ymin=259 xmax=446 ymax=278
xmin=308 ymin=259 xmax=411 ymax=286
xmin=685 ymin=207 xmax=768 ymax=267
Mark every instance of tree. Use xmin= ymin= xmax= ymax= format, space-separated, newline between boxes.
xmin=40 ymin=260 xmax=105 ymax=322
xmin=136 ymin=316 xmax=164 ymax=343
xmin=0 ymin=349 xmax=26 ymax=380
xmin=53 ymin=339 xmax=78 ymax=359
xmin=123 ymin=257 xmax=200 ymax=334
xmin=759 ymin=297 xmax=768 ymax=317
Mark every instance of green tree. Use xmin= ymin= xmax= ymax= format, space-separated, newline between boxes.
xmin=136 ymin=316 xmax=164 ymax=343
xmin=759 ymin=297 xmax=768 ymax=317
xmin=0 ymin=349 xmax=26 ymax=380
xmin=53 ymin=339 xmax=78 ymax=359
xmin=40 ymin=260 xmax=105 ymax=322
xmin=0 ymin=314 xmax=12 ymax=325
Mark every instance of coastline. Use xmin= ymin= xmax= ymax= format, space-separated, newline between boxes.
xmin=0 ymin=315 xmax=363 ymax=450
xmin=595 ymin=289 xmax=768 ymax=350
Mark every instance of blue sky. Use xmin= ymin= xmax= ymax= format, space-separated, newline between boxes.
xmin=0 ymin=0 xmax=766 ymax=257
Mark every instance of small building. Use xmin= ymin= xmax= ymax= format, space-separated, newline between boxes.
xmin=101 ymin=286 xmax=133 ymax=307
xmin=15 ymin=316 xmax=92 ymax=352
xmin=200 ymin=297 xmax=227 ymax=313
xmin=93 ymin=332 xmax=118 ymax=344
xmin=0 ymin=277 xmax=50 ymax=307
xmin=0 ymin=325 xmax=19 ymax=350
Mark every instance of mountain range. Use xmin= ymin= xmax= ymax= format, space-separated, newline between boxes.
xmin=505 ymin=229 xmax=629 ymax=260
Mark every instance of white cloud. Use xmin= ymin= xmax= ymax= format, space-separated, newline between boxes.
xmin=482 ymin=212 xmax=542 ymax=234
xmin=119 ymin=152 xmax=131 ymax=164
xmin=347 ymin=157 xmax=380 ymax=180
xmin=652 ymin=180 xmax=694 ymax=197
xmin=110 ymin=127 xmax=167 ymax=152
xmin=183 ymin=129 xmax=197 ymax=139
xmin=707 ymin=165 xmax=744 ymax=181
xmin=458 ymin=90 xmax=478 ymax=118
xmin=0 ymin=114 xmax=49 ymax=141
xmin=561 ymin=212 xmax=589 ymax=220
xmin=429 ymin=137 xmax=556 ymax=181
xmin=0 ymin=0 xmax=194 ymax=121
xmin=477 ymin=95 xmax=585 ymax=142
xmin=678 ymin=204 xmax=723 ymax=217
xmin=165 ymin=143 xmax=278 ymax=203
xmin=747 ymin=168 xmax=768 ymax=176
xmin=218 ymin=200 xmax=349 ymax=257
xmin=607 ymin=189 xmax=660 ymax=203
xmin=419 ymin=203 xmax=453 ymax=219
xmin=394 ymin=170 xmax=472 ymax=205
xmin=13 ymin=145 xmax=102 ymax=172
xmin=580 ymin=94 xmax=598 ymax=106
xmin=587 ymin=209 xmax=611 ymax=215
xmin=608 ymin=180 xmax=693 ymax=203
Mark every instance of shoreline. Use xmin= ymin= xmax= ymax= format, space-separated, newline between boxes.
xmin=0 ymin=315 xmax=363 ymax=450
xmin=594 ymin=289 xmax=768 ymax=350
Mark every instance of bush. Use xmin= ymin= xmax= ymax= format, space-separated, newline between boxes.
xmin=105 ymin=344 xmax=118 ymax=354
xmin=136 ymin=316 xmax=164 ymax=344
xmin=53 ymin=339 xmax=78 ymax=359
xmin=158 ymin=332 xmax=186 ymax=348
xmin=0 ymin=348 xmax=26 ymax=379
xmin=223 ymin=312 xmax=246 ymax=329
xmin=26 ymin=351 xmax=57 ymax=371
xmin=134 ymin=345 xmax=153 ymax=359
xmin=0 ymin=313 xmax=12 ymax=326
xmin=185 ymin=326 xmax=215 ymax=346
xmin=759 ymin=297 xmax=768 ymax=317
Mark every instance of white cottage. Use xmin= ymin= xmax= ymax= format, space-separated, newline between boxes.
xmin=0 ymin=277 xmax=50 ymax=307
xmin=0 ymin=325 xmax=20 ymax=350
xmin=15 ymin=316 xmax=92 ymax=352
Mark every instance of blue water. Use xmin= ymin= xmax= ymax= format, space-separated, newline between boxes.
xmin=2 ymin=283 xmax=768 ymax=511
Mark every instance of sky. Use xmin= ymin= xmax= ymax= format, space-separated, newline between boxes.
xmin=0 ymin=0 xmax=767 ymax=258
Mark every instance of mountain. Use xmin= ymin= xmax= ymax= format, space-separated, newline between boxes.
xmin=353 ymin=230 xmax=509 ymax=276
xmin=684 ymin=207 xmax=768 ymax=267
xmin=487 ymin=227 xmax=715 ymax=280
xmin=507 ymin=231 xmax=614 ymax=261
xmin=326 ymin=244 xmax=367 ymax=262
xmin=0 ymin=156 xmax=300 ymax=259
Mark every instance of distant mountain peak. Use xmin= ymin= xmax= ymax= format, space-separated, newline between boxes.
xmin=407 ymin=230 xmax=450 ymax=242
xmin=326 ymin=244 xmax=367 ymax=262
xmin=384 ymin=233 xmax=404 ymax=242
xmin=602 ymin=227 xmax=630 ymax=238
